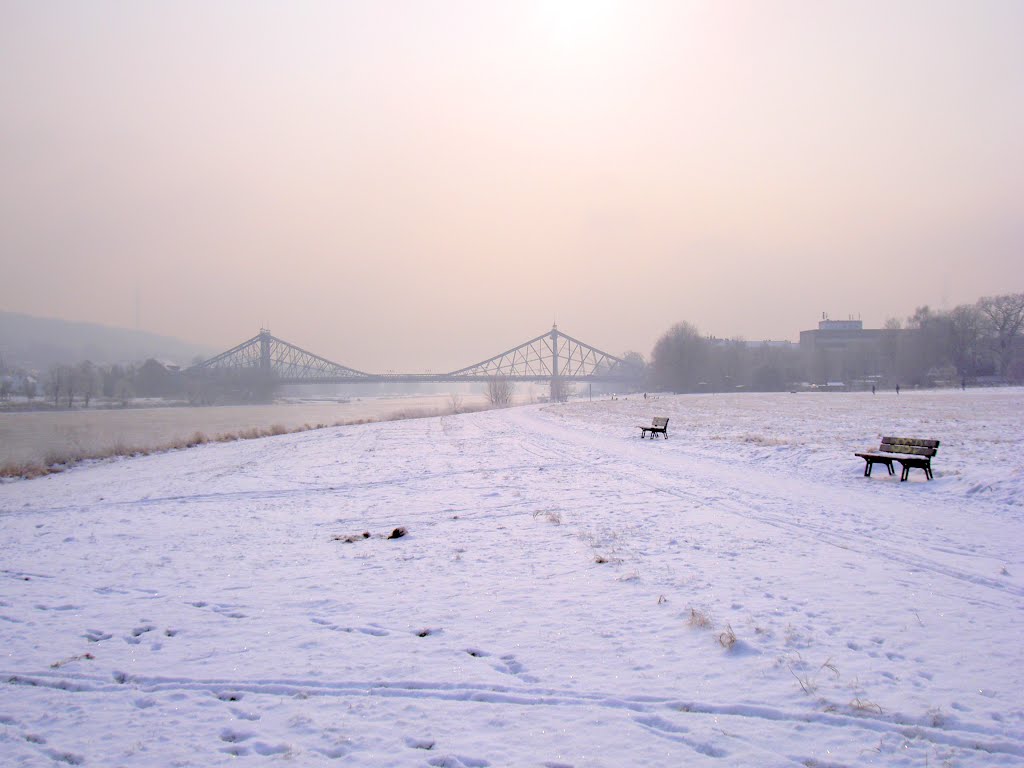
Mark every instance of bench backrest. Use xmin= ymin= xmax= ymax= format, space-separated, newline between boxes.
xmin=880 ymin=437 xmax=939 ymax=456
xmin=651 ymin=417 xmax=669 ymax=428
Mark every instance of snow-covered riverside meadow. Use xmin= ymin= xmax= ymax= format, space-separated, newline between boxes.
xmin=2 ymin=389 xmax=1023 ymax=767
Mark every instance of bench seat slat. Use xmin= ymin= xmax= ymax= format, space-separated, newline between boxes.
xmin=879 ymin=445 xmax=936 ymax=457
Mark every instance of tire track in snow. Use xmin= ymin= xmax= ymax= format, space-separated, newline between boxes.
xmin=5 ymin=671 xmax=1023 ymax=760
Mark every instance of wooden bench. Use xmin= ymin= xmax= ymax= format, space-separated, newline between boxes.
xmin=855 ymin=437 xmax=940 ymax=481
xmin=639 ymin=417 xmax=669 ymax=439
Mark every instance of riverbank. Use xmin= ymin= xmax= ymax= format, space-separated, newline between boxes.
xmin=0 ymin=395 xmax=496 ymax=477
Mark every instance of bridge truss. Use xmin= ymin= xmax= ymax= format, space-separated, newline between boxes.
xmin=447 ymin=327 xmax=631 ymax=382
xmin=192 ymin=330 xmax=369 ymax=383
xmin=190 ymin=326 xmax=640 ymax=390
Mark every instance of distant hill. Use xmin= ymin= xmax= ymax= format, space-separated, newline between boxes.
xmin=0 ymin=311 xmax=215 ymax=371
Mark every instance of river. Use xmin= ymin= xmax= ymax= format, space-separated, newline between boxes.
xmin=0 ymin=394 xmax=494 ymax=467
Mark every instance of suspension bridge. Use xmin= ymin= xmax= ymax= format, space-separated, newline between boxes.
xmin=190 ymin=325 xmax=642 ymax=398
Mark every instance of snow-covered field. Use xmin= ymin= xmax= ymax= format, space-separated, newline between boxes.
xmin=2 ymin=389 xmax=1022 ymax=767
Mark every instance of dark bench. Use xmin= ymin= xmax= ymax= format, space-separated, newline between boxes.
xmin=855 ymin=437 xmax=940 ymax=481
xmin=639 ymin=417 xmax=669 ymax=439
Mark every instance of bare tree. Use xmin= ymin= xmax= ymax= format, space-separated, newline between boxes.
xmin=64 ymin=365 xmax=78 ymax=408
xmin=485 ymin=376 xmax=515 ymax=406
xmin=651 ymin=322 xmax=708 ymax=392
xmin=977 ymin=293 xmax=1024 ymax=376
xmin=448 ymin=391 xmax=464 ymax=413
xmin=78 ymin=361 xmax=99 ymax=408
xmin=115 ymin=377 xmax=135 ymax=407
xmin=47 ymin=365 xmax=64 ymax=407
xmin=948 ymin=304 xmax=985 ymax=377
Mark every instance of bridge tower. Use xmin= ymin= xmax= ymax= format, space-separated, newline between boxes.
xmin=550 ymin=324 xmax=561 ymax=402
xmin=259 ymin=328 xmax=272 ymax=375
xmin=256 ymin=328 xmax=274 ymax=400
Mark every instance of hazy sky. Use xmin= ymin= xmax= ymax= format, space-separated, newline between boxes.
xmin=2 ymin=1 xmax=1022 ymax=370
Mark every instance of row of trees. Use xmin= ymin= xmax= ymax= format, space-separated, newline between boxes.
xmin=648 ymin=323 xmax=802 ymax=392
xmin=647 ymin=293 xmax=1024 ymax=392
xmin=0 ymin=361 xmax=150 ymax=408
xmin=895 ymin=294 xmax=1024 ymax=382
xmin=45 ymin=361 xmax=144 ymax=407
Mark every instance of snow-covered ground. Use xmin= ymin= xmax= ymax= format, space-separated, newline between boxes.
xmin=2 ymin=389 xmax=1022 ymax=767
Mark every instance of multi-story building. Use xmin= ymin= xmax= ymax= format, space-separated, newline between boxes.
xmin=799 ymin=319 xmax=888 ymax=384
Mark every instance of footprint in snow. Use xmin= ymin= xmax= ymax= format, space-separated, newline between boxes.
xmin=211 ymin=605 xmax=247 ymax=619
xmin=405 ymin=736 xmax=435 ymax=750
xmin=252 ymin=742 xmax=290 ymax=755
xmin=428 ymin=756 xmax=490 ymax=768
xmin=310 ymin=617 xmax=389 ymax=636
xmin=42 ymin=748 xmax=84 ymax=765
xmin=125 ymin=625 xmax=156 ymax=644
xmin=219 ymin=728 xmax=254 ymax=743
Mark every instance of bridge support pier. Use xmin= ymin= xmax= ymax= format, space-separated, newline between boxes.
xmin=550 ymin=324 xmax=562 ymax=402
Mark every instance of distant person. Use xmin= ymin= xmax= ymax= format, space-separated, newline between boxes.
xmin=896 ymin=384 xmax=900 ymax=395
xmin=871 ymin=385 xmax=876 ymax=395
xmin=644 ymin=392 xmax=648 ymax=400
xmin=962 ymin=376 xmax=966 ymax=391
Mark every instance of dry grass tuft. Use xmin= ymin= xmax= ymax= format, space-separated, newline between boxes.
xmin=850 ymin=697 xmax=883 ymax=715
xmin=688 ymin=608 xmax=712 ymax=629
xmin=789 ymin=666 xmax=817 ymax=695
xmin=186 ymin=431 xmax=209 ymax=448
xmin=820 ymin=658 xmax=840 ymax=679
xmin=717 ymin=624 xmax=737 ymax=650
xmin=0 ymin=460 xmax=57 ymax=479
xmin=533 ymin=510 xmax=561 ymax=525
xmin=49 ymin=652 xmax=94 ymax=669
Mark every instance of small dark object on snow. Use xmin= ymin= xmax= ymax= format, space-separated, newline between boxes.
xmin=333 ymin=531 xmax=372 ymax=543
xmin=388 ymin=527 xmax=407 ymax=539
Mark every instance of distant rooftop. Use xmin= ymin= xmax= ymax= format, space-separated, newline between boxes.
xmin=818 ymin=319 xmax=863 ymax=331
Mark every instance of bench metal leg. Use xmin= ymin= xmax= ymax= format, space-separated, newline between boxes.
xmin=864 ymin=459 xmax=893 ymax=478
